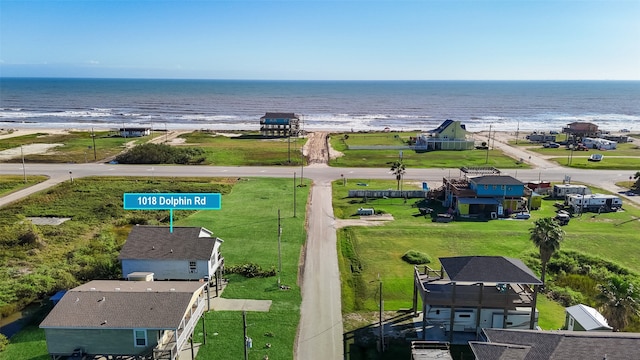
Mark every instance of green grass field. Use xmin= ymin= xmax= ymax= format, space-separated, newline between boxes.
xmin=0 ymin=176 xmax=48 ymax=197
xmin=180 ymin=131 xmax=306 ymax=166
xmin=0 ymin=131 xmax=157 ymax=163
xmin=329 ymin=132 xmax=530 ymax=169
xmin=334 ymin=179 xmax=640 ymax=332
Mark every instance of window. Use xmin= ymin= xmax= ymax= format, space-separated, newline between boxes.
xmin=134 ymin=329 xmax=147 ymax=347
xmin=189 ymin=261 xmax=197 ymax=273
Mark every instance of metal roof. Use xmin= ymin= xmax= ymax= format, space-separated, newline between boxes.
xmin=565 ymin=304 xmax=612 ymax=331
xmin=40 ymin=280 xmax=205 ymax=329
xmin=439 ymin=256 xmax=542 ymax=285
xmin=118 ymin=226 xmax=222 ymax=261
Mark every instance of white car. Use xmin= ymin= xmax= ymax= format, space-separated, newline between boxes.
xmin=514 ymin=212 xmax=531 ymax=220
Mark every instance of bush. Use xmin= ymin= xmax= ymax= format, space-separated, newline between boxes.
xmin=0 ymin=333 xmax=8 ymax=352
xmin=401 ymin=250 xmax=431 ymax=265
xmin=115 ymin=143 xmax=205 ymax=164
xmin=226 ymin=263 xmax=276 ymax=278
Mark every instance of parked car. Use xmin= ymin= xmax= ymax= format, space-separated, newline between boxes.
xmin=514 ymin=212 xmax=531 ymax=220
xmin=433 ymin=213 xmax=454 ymax=223
xmin=543 ymin=142 xmax=560 ymax=148
xmin=554 ymin=213 xmax=571 ymax=225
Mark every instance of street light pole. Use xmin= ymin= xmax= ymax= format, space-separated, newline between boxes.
xmin=91 ymin=128 xmax=97 ymax=160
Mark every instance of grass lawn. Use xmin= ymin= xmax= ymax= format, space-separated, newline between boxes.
xmin=0 ymin=176 xmax=48 ymax=197
xmin=1 ymin=131 xmax=157 ymax=163
xmin=179 ymin=131 xmax=306 ymax=166
xmin=334 ymin=179 xmax=640 ymax=333
xmin=182 ymin=177 xmax=309 ymax=359
xmin=549 ymin=155 xmax=640 ymax=170
xmin=329 ymin=133 xmax=529 ymax=169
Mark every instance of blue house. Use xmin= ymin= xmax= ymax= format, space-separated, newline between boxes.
xmin=443 ymin=173 xmax=527 ymax=219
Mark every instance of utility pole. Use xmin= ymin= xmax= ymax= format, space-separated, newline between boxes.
xmin=277 ymin=209 xmax=282 ymax=288
xmin=485 ymin=124 xmax=492 ymax=164
xmin=293 ymin=172 xmax=297 ymax=218
xmin=91 ymin=128 xmax=97 ymax=160
xmin=243 ymin=311 xmax=248 ymax=360
xmin=515 ymin=120 xmax=520 ymax=145
xmin=288 ymin=135 xmax=291 ymax=164
xmin=300 ymin=149 xmax=304 ymax=187
xmin=21 ymin=145 xmax=26 ymax=183
xmin=379 ymin=280 xmax=384 ymax=352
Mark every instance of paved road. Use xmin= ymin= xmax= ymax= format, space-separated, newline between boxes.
xmin=295 ymin=177 xmax=343 ymax=359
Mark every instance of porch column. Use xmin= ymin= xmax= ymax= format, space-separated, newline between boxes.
xmin=203 ymin=314 xmax=207 ymax=345
xmin=529 ymin=284 xmax=538 ymax=330
xmin=412 ymin=272 xmax=418 ymax=317
xmin=502 ymin=285 xmax=509 ymax=329
xmin=475 ymin=283 xmax=484 ymax=339
xmin=448 ymin=283 xmax=456 ymax=343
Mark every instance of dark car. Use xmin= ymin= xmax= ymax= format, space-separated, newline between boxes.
xmin=543 ymin=142 xmax=560 ymax=148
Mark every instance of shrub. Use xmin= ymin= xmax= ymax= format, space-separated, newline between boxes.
xmin=115 ymin=143 xmax=205 ymax=164
xmin=0 ymin=333 xmax=8 ymax=352
xmin=401 ymin=250 xmax=431 ymax=265
xmin=226 ymin=263 xmax=276 ymax=278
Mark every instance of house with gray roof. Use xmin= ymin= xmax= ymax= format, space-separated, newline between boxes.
xmin=565 ymin=304 xmax=612 ymax=331
xmin=442 ymin=172 xmax=528 ymax=219
xmin=40 ymin=280 xmax=207 ymax=360
xmin=412 ymin=256 xmax=542 ymax=344
xmin=118 ymin=226 xmax=224 ymax=291
xmin=470 ymin=328 xmax=640 ymax=360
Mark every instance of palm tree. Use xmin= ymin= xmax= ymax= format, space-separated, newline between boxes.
xmin=529 ymin=217 xmax=565 ymax=285
xmin=390 ymin=161 xmax=406 ymax=191
xmin=597 ymin=275 xmax=640 ymax=331
xmin=633 ymin=171 xmax=640 ymax=190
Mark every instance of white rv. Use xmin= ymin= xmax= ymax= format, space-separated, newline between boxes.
xmin=582 ymin=137 xmax=617 ymax=150
xmin=552 ymin=184 xmax=591 ymax=199
xmin=566 ymin=194 xmax=622 ymax=213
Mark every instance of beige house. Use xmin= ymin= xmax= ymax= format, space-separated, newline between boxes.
xmin=40 ymin=280 xmax=206 ymax=360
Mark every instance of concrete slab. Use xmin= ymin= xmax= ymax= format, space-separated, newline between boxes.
xmin=211 ymin=298 xmax=272 ymax=312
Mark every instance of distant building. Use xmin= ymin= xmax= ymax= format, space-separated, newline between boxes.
xmin=562 ymin=122 xmax=599 ymax=138
xmin=565 ymin=304 xmax=612 ymax=331
xmin=260 ymin=112 xmax=300 ymax=137
xmin=119 ymin=127 xmax=151 ymax=137
xmin=415 ymin=120 xmax=475 ymax=151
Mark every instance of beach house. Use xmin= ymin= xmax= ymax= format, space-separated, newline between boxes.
xmin=412 ymin=256 xmax=542 ymax=343
xmin=259 ymin=112 xmax=300 ymax=137
xmin=39 ymin=280 xmax=207 ymax=360
xmin=415 ymin=120 xmax=475 ymax=151
xmin=442 ymin=168 xmax=527 ymax=219
xmin=119 ymin=226 xmax=224 ymax=292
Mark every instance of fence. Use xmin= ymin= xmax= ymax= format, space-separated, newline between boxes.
xmin=348 ymin=190 xmax=428 ymax=198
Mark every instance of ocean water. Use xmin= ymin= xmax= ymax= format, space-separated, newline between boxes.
xmin=1 ymin=78 xmax=639 ymax=133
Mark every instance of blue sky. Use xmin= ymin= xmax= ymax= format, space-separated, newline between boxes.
xmin=1 ymin=0 xmax=639 ymax=80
